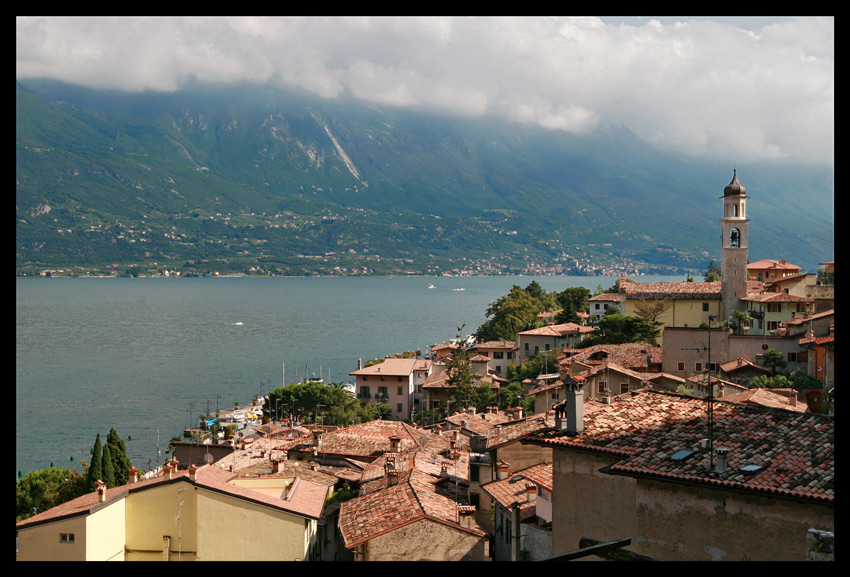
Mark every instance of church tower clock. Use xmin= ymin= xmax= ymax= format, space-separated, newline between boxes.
xmin=720 ymin=170 xmax=749 ymax=325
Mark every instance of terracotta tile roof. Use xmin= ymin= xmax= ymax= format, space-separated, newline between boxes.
xmin=748 ymin=259 xmax=803 ymax=272
xmin=422 ymin=369 xmax=501 ymax=390
xmin=349 ymin=357 xmax=418 ymax=376
xmin=718 ymin=388 xmax=809 ymax=413
xmin=719 ymin=357 xmax=773 ymax=375
xmin=742 ymin=292 xmax=814 ymax=303
xmin=474 ymin=341 xmax=518 ymax=350
xmin=560 ymin=343 xmax=662 ymax=371
xmin=483 ymin=415 xmax=552 ymax=450
xmin=525 ymin=390 xmax=833 ymax=505
xmin=16 ymin=464 xmax=329 ymax=530
xmin=620 ymin=280 xmax=721 ymax=299
xmin=339 ymin=468 xmax=485 ymax=548
xmin=590 ymin=292 xmax=620 ymax=302
xmin=517 ymin=322 xmax=596 ymax=337
xmin=287 ymin=420 xmax=426 ymax=460
xmin=481 ymin=462 xmax=553 ymax=519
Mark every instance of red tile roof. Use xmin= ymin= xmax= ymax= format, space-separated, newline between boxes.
xmin=16 ymin=463 xmax=329 ymax=530
xmin=339 ymin=468 xmax=485 ymax=548
xmin=620 ymin=280 xmax=722 ymax=299
xmin=517 ymin=322 xmax=596 ymax=337
xmin=287 ymin=419 xmax=426 ymax=460
xmin=481 ymin=461 xmax=553 ymax=514
xmin=525 ymin=390 xmax=833 ymax=504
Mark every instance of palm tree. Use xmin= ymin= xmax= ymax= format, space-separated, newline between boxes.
xmin=733 ymin=310 xmax=752 ymax=335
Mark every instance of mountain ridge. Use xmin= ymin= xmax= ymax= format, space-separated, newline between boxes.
xmin=16 ymin=79 xmax=833 ymax=276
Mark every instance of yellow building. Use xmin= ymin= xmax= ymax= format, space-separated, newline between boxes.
xmin=618 ymin=279 xmax=723 ymax=344
xmin=16 ymin=462 xmax=328 ymax=561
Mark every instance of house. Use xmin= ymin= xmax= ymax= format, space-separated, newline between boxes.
xmin=16 ymin=461 xmax=329 ymax=561
xmin=420 ymin=366 xmax=501 ymax=417
xmin=471 ymin=340 xmax=518 ymax=376
xmin=747 ymin=259 xmax=804 ymax=283
xmin=618 ymin=279 xmax=723 ymax=344
xmin=588 ymin=292 xmax=620 ymax=324
xmin=559 ymin=343 xmax=663 ymax=375
xmin=516 ymin=322 xmax=596 ymax=361
xmin=740 ymin=291 xmax=815 ymax=336
xmin=718 ymin=357 xmax=773 ymax=383
xmin=350 ymin=357 xmax=419 ymax=420
xmin=523 ymin=389 xmax=833 ymax=561
xmin=463 ymin=413 xmax=553 ymax=534
xmin=285 ymin=419 xmax=426 ymax=467
xmin=718 ymin=387 xmax=809 ymax=413
xmin=481 ymin=461 xmax=553 ymax=561
xmin=338 ymin=452 xmax=486 ymax=560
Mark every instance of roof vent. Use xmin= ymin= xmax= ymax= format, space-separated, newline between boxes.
xmin=714 ymin=447 xmax=729 ymax=474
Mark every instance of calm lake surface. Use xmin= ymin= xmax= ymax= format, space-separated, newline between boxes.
xmin=16 ymin=274 xmax=682 ymax=477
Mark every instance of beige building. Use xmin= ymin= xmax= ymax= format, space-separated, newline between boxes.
xmin=524 ymin=389 xmax=834 ymax=561
xmin=516 ymin=322 xmax=596 ymax=362
xmin=350 ymin=357 xmax=419 ymax=420
xmin=16 ymin=462 xmax=328 ymax=561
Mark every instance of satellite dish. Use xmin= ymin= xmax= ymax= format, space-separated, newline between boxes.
xmin=203 ymin=453 xmax=214 ymax=464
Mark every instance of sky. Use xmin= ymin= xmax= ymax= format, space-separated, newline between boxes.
xmin=16 ymin=16 xmax=834 ymax=167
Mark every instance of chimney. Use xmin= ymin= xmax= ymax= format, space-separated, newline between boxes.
xmin=469 ymin=434 xmax=487 ymax=453
xmin=515 ymin=407 xmax=523 ymax=420
xmin=272 ymin=460 xmax=283 ymax=474
xmin=564 ymin=385 xmax=584 ymax=434
xmin=188 ymin=464 xmax=198 ymax=481
xmin=526 ymin=483 xmax=538 ymax=503
xmin=312 ymin=429 xmax=323 ymax=447
xmin=95 ymin=479 xmax=107 ymax=502
xmin=714 ymin=447 xmax=729 ymax=474
xmin=385 ymin=455 xmax=400 ymax=486
xmin=467 ymin=406 xmax=476 ymax=416
xmin=497 ymin=462 xmax=510 ymax=480
xmin=128 ymin=466 xmax=139 ymax=483
xmin=389 ymin=436 xmax=401 ymax=452
xmin=162 ymin=464 xmax=173 ymax=480
xmin=457 ymin=505 xmax=477 ymax=530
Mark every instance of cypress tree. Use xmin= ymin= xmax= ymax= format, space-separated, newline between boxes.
xmin=87 ymin=433 xmax=103 ymax=492
xmin=106 ymin=427 xmax=132 ymax=485
xmin=101 ymin=444 xmax=116 ymax=487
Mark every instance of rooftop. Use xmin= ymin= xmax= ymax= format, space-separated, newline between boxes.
xmin=525 ymin=390 xmax=833 ymax=505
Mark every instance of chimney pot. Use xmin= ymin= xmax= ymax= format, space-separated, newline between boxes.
xmin=188 ymin=464 xmax=198 ymax=481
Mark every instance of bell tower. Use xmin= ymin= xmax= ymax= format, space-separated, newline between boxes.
xmin=720 ymin=169 xmax=749 ymax=324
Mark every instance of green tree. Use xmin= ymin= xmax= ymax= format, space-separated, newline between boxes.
xmin=106 ymin=427 xmax=132 ymax=485
xmin=704 ymin=259 xmax=722 ymax=282
xmin=86 ymin=433 xmax=103 ymax=492
xmin=476 ymin=285 xmax=543 ymax=341
xmin=101 ymin=444 xmax=116 ymax=487
xmin=554 ymin=287 xmax=591 ymax=324
xmin=762 ymin=348 xmax=787 ymax=373
xmin=750 ymin=374 xmax=794 ymax=389
xmin=579 ymin=313 xmax=660 ymax=346
xmin=16 ymin=467 xmax=87 ymax=522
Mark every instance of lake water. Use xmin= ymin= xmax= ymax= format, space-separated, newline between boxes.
xmin=16 ymin=274 xmax=682 ymax=478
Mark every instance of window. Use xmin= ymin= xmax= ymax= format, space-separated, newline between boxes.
xmin=695 ymin=362 xmax=703 ymax=372
xmin=397 ymin=376 xmax=403 ymax=382
xmin=677 ymin=362 xmax=685 ymax=372
xmin=60 ymin=533 xmax=75 ymax=543
xmin=362 ymin=375 xmax=369 ymax=381
xmin=619 ymin=382 xmax=629 ymax=394
xmin=397 ymin=403 xmax=403 ymax=413
xmin=494 ymin=351 xmax=504 ymax=359
xmin=397 ymin=386 xmax=403 ymax=395
xmin=359 ymin=386 xmax=370 ymax=399
xmin=597 ymin=381 xmax=607 ymax=393
xmin=470 ymin=465 xmax=480 ymax=482
xmin=702 ymin=303 xmax=710 ymax=312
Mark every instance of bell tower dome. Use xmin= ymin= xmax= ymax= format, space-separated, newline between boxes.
xmin=720 ymin=169 xmax=749 ymax=324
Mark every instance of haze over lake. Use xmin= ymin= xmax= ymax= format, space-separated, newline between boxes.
xmin=16 ymin=274 xmax=683 ymax=477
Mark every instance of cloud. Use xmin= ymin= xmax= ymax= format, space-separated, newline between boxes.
xmin=16 ymin=16 xmax=833 ymax=166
